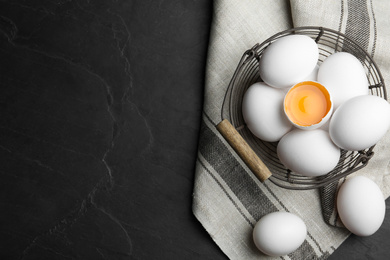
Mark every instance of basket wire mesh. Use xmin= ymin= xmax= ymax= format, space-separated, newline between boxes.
xmin=220 ymin=26 xmax=387 ymax=190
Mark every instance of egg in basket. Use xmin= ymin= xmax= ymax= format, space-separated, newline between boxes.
xmin=217 ymin=26 xmax=389 ymax=190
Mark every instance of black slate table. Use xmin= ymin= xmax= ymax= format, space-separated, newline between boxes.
xmin=1 ymin=1 xmax=389 ymax=259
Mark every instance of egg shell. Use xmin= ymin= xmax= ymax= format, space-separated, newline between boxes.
xmin=253 ymin=212 xmax=307 ymax=256
xmin=329 ymin=95 xmax=390 ymax=151
xmin=317 ymin=52 xmax=369 ymax=109
xmin=337 ymin=176 xmax=385 ymax=236
xmin=277 ymin=129 xmax=340 ymax=177
xmin=242 ymin=82 xmax=293 ymax=142
xmin=259 ymin=35 xmax=319 ymax=89
xmin=284 ymin=81 xmax=333 ymax=130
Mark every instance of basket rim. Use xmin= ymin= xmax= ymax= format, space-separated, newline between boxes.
xmin=253 ymin=26 xmax=387 ymax=99
xmin=221 ymin=26 xmax=387 ymax=190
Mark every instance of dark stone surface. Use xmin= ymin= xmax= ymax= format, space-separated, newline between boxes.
xmin=0 ymin=1 xmax=389 ymax=259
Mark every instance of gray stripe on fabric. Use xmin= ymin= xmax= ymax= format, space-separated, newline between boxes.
xmin=203 ymin=110 xmax=217 ymax=126
xmin=369 ymin=0 xmax=377 ymax=57
xmin=197 ymin=156 xmax=255 ymax=228
xmin=199 ymin=114 xmax=320 ymax=259
xmin=307 ymin=233 xmax=325 ymax=255
xmin=345 ymin=0 xmax=370 ymax=54
xmin=288 ymin=239 xmax=330 ymax=260
xmin=338 ymin=0 xmax=345 ymax=33
xmin=320 ymin=180 xmax=339 ymax=225
xmin=263 ymin=183 xmax=289 ymax=211
xmin=199 ymin=116 xmax=278 ymax=221
xmin=324 ymin=0 xmax=374 ymax=228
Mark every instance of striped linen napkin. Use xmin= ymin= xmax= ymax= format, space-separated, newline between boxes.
xmin=193 ymin=0 xmax=390 ymax=259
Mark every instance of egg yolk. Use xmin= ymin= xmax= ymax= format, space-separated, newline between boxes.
xmin=284 ymin=81 xmax=332 ymax=127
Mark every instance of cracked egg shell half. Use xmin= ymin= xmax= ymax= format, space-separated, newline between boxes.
xmin=284 ymin=81 xmax=333 ymax=130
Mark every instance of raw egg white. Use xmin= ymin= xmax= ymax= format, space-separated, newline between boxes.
xmin=277 ymin=129 xmax=340 ymax=177
xmin=259 ymin=35 xmax=319 ymax=89
xmin=337 ymin=176 xmax=385 ymax=236
xmin=242 ymin=82 xmax=292 ymax=142
xmin=253 ymin=212 xmax=307 ymax=256
xmin=329 ymin=95 xmax=390 ymax=151
xmin=317 ymin=52 xmax=369 ymax=109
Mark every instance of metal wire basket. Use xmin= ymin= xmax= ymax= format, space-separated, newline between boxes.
xmin=217 ymin=26 xmax=387 ymax=190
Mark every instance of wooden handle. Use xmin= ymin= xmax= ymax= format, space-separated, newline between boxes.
xmin=216 ymin=119 xmax=272 ymax=182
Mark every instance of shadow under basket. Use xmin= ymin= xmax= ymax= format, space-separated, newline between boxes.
xmin=217 ymin=26 xmax=387 ymax=190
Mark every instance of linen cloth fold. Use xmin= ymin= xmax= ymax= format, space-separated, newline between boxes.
xmin=193 ymin=0 xmax=390 ymax=259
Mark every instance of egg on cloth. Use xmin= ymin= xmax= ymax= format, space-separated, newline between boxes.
xmin=337 ymin=176 xmax=385 ymax=236
xmin=242 ymin=82 xmax=293 ymax=142
xmin=317 ymin=52 xmax=369 ymax=109
xmin=259 ymin=35 xmax=319 ymax=89
xmin=253 ymin=212 xmax=307 ymax=256
xmin=329 ymin=95 xmax=390 ymax=151
xmin=277 ymin=129 xmax=340 ymax=177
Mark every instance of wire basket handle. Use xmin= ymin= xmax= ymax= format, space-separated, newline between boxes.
xmin=216 ymin=119 xmax=272 ymax=182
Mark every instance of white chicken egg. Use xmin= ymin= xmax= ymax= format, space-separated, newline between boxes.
xmin=337 ymin=176 xmax=385 ymax=236
xmin=259 ymin=35 xmax=319 ymax=89
xmin=317 ymin=52 xmax=369 ymax=109
xmin=242 ymin=82 xmax=292 ymax=142
xmin=253 ymin=212 xmax=307 ymax=256
xmin=329 ymin=95 xmax=390 ymax=151
xmin=277 ymin=129 xmax=340 ymax=177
